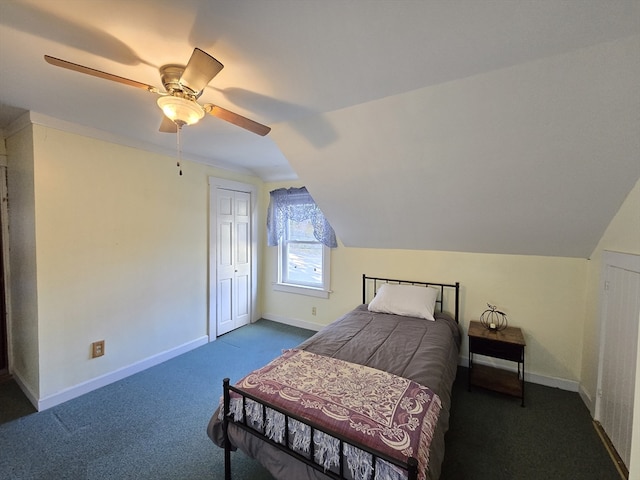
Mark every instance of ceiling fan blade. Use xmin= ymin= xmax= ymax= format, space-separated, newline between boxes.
xmin=159 ymin=115 xmax=178 ymax=133
xmin=179 ymin=48 xmax=223 ymax=96
xmin=44 ymin=55 xmax=158 ymax=92
xmin=205 ymin=104 xmax=271 ymax=136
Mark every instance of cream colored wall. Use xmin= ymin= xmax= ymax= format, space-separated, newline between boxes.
xmin=4 ymin=121 xmax=634 ymax=414
xmin=262 ymin=182 xmax=588 ymax=385
xmin=6 ymin=126 xmax=40 ymax=398
xmin=7 ymin=123 xmax=262 ymax=401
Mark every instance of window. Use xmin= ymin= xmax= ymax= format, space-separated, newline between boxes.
xmin=280 ymin=216 xmax=330 ymax=291
xmin=267 ymin=187 xmax=336 ymax=298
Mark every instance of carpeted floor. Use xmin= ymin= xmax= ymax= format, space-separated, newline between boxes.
xmin=0 ymin=319 xmax=620 ymax=479
xmin=441 ymin=368 xmax=620 ymax=480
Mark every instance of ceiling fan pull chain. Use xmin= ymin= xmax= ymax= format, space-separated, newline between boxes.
xmin=176 ymin=124 xmax=183 ymax=176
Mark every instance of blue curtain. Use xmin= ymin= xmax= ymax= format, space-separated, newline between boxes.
xmin=267 ymin=187 xmax=337 ymax=248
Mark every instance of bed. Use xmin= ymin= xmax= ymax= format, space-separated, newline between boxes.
xmin=207 ymin=275 xmax=461 ymax=480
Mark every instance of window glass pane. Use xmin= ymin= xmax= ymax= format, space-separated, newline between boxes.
xmin=288 ymin=218 xmax=316 ymax=242
xmin=286 ymin=243 xmax=323 ymax=285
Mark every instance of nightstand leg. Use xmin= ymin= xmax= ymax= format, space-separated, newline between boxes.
xmin=468 ymin=351 xmax=472 ymax=392
xmin=521 ymin=357 xmax=525 ymax=407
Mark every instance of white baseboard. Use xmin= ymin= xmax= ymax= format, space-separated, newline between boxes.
xmin=458 ymin=355 xmax=580 ymax=392
xmin=261 ymin=313 xmax=324 ymax=332
xmin=579 ymin=384 xmax=594 ymax=416
xmin=525 ymin=371 xmax=579 ymax=392
xmin=26 ymin=336 xmax=208 ymax=411
xmin=10 ymin=368 xmax=39 ymax=410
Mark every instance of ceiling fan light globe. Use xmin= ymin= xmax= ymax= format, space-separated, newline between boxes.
xmin=156 ymin=96 xmax=204 ymax=126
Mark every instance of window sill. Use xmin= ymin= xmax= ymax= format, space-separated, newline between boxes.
xmin=273 ymin=282 xmax=330 ymax=299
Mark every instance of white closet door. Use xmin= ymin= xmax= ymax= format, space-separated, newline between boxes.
xmin=215 ymin=188 xmax=251 ymax=336
xmin=233 ymin=191 xmax=251 ymax=329
xmin=596 ymin=251 xmax=640 ymax=471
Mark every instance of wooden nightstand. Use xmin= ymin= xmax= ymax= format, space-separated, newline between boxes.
xmin=468 ymin=320 xmax=526 ymax=406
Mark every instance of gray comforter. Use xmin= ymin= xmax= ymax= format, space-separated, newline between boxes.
xmin=208 ymin=305 xmax=461 ymax=480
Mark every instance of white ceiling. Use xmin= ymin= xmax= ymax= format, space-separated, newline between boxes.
xmin=0 ymin=0 xmax=639 ymax=257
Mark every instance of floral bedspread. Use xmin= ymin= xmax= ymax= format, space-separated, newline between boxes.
xmin=227 ymin=349 xmax=441 ymax=480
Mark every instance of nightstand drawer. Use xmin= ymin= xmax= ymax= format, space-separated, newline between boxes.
xmin=469 ymin=336 xmax=523 ymax=362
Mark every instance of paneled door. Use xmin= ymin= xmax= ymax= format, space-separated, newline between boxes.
xmin=596 ymin=251 xmax=640 ymax=473
xmin=0 ymin=165 xmax=8 ymax=378
xmin=210 ymin=181 xmax=254 ymax=337
xmin=0 ymin=203 xmax=6 ymax=377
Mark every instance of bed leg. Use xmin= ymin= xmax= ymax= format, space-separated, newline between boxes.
xmin=223 ymin=378 xmax=231 ymax=480
xmin=407 ymin=457 xmax=418 ymax=480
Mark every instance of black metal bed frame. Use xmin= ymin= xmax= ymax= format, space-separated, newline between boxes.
xmin=222 ymin=274 xmax=461 ymax=480
xmin=222 ymin=378 xmax=419 ymax=480
xmin=363 ymin=274 xmax=460 ymax=324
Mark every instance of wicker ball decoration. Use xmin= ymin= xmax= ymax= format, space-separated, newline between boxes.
xmin=480 ymin=304 xmax=508 ymax=331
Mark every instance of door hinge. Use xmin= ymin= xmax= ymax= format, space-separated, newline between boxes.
xmin=604 ymin=281 xmax=610 ymax=291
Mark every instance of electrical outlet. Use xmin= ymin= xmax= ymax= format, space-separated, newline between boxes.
xmin=91 ymin=340 xmax=105 ymax=358
xmin=312 ymin=307 xmax=317 ymax=316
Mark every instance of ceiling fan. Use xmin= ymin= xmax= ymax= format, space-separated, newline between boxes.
xmin=44 ymin=48 xmax=271 ymax=136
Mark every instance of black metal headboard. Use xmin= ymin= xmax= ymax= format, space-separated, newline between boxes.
xmin=362 ymin=274 xmax=460 ymax=324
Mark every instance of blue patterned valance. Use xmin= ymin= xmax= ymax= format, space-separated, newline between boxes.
xmin=267 ymin=187 xmax=337 ymax=248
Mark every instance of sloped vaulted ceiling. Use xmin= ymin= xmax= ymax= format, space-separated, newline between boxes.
xmin=0 ymin=1 xmax=638 ymax=258
xmin=271 ymin=36 xmax=640 ymax=258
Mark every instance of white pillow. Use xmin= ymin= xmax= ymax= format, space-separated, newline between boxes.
xmin=368 ymin=283 xmax=439 ymax=321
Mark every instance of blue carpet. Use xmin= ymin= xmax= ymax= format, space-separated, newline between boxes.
xmin=441 ymin=367 xmax=620 ymax=480
xmin=0 ymin=320 xmax=620 ymax=479
xmin=0 ymin=320 xmax=312 ymax=480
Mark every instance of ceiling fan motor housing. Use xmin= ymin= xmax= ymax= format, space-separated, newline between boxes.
xmin=160 ymin=64 xmax=198 ymax=97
